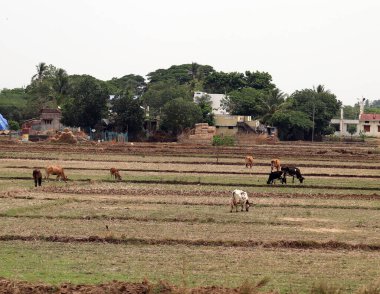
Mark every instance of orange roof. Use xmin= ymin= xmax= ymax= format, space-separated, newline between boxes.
xmin=359 ymin=113 xmax=380 ymax=121
xmin=40 ymin=108 xmax=61 ymax=114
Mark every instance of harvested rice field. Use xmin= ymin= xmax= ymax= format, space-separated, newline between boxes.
xmin=0 ymin=140 xmax=379 ymax=293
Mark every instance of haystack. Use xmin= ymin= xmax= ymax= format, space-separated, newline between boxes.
xmin=50 ymin=128 xmax=77 ymax=144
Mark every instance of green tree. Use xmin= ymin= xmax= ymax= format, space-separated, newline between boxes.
xmin=53 ymin=68 xmax=69 ymax=96
xmin=370 ymin=99 xmax=380 ymax=108
xmin=195 ymin=94 xmax=214 ymax=125
xmin=142 ymin=81 xmax=192 ymax=117
xmin=270 ymin=110 xmax=313 ymax=140
xmin=147 ymin=64 xmax=214 ymax=85
xmin=347 ymin=124 xmax=357 ymax=138
xmin=161 ymin=98 xmax=202 ymax=135
xmin=244 ymin=71 xmax=275 ymax=91
xmin=31 ymin=62 xmax=48 ymax=83
xmin=27 ymin=63 xmax=70 ymax=109
xmin=61 ymin=75 xmax=109 ymax=129
xmin=8 ymin=120 xmax=20 ymax=131
xmin=204 ymin=70 xmax=275 ymax=93
xmin=106 ymin=74 xmax=146 ymax=96
xmin=288 ymin=86 xmax=341 ymax=139
xmin=260 ymin=88 xmax=286 ymax=123
xmin=111 ymin=92 xmax=144 ymax=138
xmin=222 ymin=88 xmax=268 ymax=116
xmin=204 ymin=71 xmax=245 ymax=93
xmin=341 ymin=105 xmax=360 ymax=119
xmin=365 ymin=107 xmax=380 ymax=114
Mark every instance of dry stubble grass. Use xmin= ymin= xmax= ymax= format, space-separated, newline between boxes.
xmin=0 ymin=147 xmax=380 ymax=292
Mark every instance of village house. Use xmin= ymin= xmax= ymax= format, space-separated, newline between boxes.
xmin=359 ymin=113 xmax=380 ymax=136
xmin=22 ymin=108 xmax=63 ymax=135
xmin=330 ymin=99 xmax=380 ymax=138
xmin=193 ymin=91 xmax=264 ymax=136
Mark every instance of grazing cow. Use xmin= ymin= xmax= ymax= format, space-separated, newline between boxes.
xmin=267 ymin=171 xmax=285 ymax=185
xmin=32 ymin=169 xmax=42 ymax=187
xmin=270 ymin=158 xmax=281 ymax=172
xmin=110 ymin=167 xmax=122 ymax=181
xmin=45 ymin=165 xmax=68 ymax=182
xmin=245 ymin=156 xmax=254 ymax=168
xmin=281 ymin=166 xmax=305 ymax=183
xmin=230 ymin=189 xmax=250 ymax=212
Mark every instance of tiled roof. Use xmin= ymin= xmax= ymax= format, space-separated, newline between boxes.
xmin=40 ymin=108 xmax=61 ymax=113
xmin=359 ymin=113 xmax=380 ymax=121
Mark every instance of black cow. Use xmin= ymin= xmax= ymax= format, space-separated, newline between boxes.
xmin=281 ymin=166 xmax=304 ymax=183
xmin=267 ymin=171 xmax=286 ymax=185
xmin=33 ymin=169 xmax=42 ymax=187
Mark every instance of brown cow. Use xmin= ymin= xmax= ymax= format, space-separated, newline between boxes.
xmin=45 ymin=165 xmax=68 ymax=182
xmin=245 ymin=156 xmax=254 ymax=168
xmin=33 ymin=168 xmax=42 ymax=187
xmin=270 ymin=158 xmax=281 ymax=172
xmin=110 ymin=167 xmax=122 ymax=181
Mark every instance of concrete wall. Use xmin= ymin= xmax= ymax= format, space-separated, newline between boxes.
xmin=359 ymin=121 xmax=380 ymax=137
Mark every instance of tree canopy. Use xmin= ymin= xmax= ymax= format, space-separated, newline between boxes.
xmin=277 ymin=86 xmax=341 ymax=140
xmin=160 ymin=98 xmax=202 ymax=135
xmin=111 ymin=91 xmax=144 ymax=138
xmin=0 ymin=62 xmax=347 ymax=142
xmin=61 ymin=75 xmax=109 ymax=129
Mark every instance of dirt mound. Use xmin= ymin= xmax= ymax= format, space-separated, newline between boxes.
xmin=0 ymin=278 xmax=252 ymax=293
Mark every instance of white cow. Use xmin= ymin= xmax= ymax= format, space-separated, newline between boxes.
xmin=230 ymin=189 xmax=250 ymax=212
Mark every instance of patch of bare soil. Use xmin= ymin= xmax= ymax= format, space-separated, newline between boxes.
xmin=0 ymin=278 xmax=267 ymax=294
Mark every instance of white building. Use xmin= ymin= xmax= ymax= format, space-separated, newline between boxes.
xmin=359 ymin=113 xmax=380 ymax=136
xmin=193 ymin=91 xmax=228 ymax=115
xmin=330 ymin=99 xmax=380 ymax=138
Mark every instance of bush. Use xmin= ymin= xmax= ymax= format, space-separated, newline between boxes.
xmin=8 ymin=120 xmax=20 ymax=131
xmin=212 ymin=135 xmax=235 ymax=146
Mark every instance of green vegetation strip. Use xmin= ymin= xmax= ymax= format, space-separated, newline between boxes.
xmin=0 ymin=235 xmax=380 ymax=251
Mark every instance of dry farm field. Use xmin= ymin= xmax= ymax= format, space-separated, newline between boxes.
xmin=0 ymin=140 xmax=379 ymax=293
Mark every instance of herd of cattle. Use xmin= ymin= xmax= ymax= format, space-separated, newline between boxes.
xmin=245 ymin=156 xmax=305 ymax=184
xmin=31 ymin=157 xmax=304 ymax=213
xmin=230 ymin=157 xmax=305 ymax=212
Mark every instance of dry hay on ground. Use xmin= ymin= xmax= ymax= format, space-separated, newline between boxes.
xmin=49 ymin=128 xmax=89 ymax=144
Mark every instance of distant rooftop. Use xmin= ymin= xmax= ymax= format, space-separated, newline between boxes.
xmin=359 ymin=113 xmax=380 ymax=121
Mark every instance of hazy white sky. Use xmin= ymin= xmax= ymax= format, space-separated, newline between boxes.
xmin=1 ymin=0 xmax=380 ymax=105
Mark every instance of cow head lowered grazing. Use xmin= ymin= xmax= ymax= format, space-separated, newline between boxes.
xmin=230 ymin=189 xmax=250 ymax=212
xmin=45 ymin=165 xmax=68 ymax=182
xmin=110 ymin=167 xmax=122 ymax=181
xmin=267 ymin=171 xmax=285 ymax=185
xmin=281 ymin=166 xmax=305 ymax=183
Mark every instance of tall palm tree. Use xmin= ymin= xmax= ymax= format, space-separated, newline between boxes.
xmin=314 ymin=84 xmax=330 ymax=94
xmin=53 ymin=68 xmax=69 ymax=95
xmin=32 ymin=62 xmax=48 ymax=82
xmin=261 ymin=88 xmax=286 ymax=123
